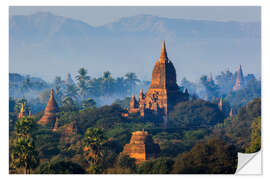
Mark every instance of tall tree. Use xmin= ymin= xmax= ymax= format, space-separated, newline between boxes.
xmin=102 ymin=71 xmax=113 ymax=95
xmin=124 ymin=72 xmax=140 ymax=95
xmin=64 ymin=84 xmax=79 ymax=102
xmin=10 ymin=116 xmax=39 ymax=174
xmin=76 ymin=68 xmax=90 ymax=100
xmin=10 ymin=136 xmax=39 ymax=174
xmin=246 ymin=116 xmax=261 ymax=153
xmin=83 ymin=128 xmax=107 ymax=173
xmin=53 ymin=76 xmax=65 ymax=103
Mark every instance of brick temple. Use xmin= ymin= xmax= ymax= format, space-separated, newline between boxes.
xmin=38 ymin=88 xmax=59 ymax=127
xmin=127 ymin=41 xmax=189 ymax=118
xmin=122 ymin=130 xmax=160 ymax=163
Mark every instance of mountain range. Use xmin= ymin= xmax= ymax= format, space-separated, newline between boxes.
xmin=9 ymin=12 xmax=261 ymax=82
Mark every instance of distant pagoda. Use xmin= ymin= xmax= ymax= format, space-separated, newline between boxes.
xmin=38 ymin=88 xmax=59 ymax=127
xmin=127 ymin=41 xmax=189 ymax=119
xmin=122 ymin=130 xmax=160 ymax=164
xmin=208 ymin=72 xmax=213 ymax=82
xmin=233 ymin=65 xmax=245 ymax=91
xmin=65 ymin=73 xmax=75 ymax=85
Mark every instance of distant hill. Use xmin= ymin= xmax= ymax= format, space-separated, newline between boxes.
xmin=9 ymin=73 xmax=49 ymax=98
xmin=9 ymin=12 xmax=261 ymax=82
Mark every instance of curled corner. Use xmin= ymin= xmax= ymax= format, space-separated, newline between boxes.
xmin=235 ymin=151 xmax=262 ymax=175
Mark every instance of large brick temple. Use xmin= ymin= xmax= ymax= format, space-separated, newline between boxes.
xmin=127 ymin=41 xmax=189 ymax=118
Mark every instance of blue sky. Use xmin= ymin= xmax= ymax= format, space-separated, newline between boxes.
xmin=10 ymin=6 xmax=260 ymax=27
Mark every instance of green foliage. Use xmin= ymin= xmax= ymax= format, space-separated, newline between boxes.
xmin=37 ymin=160 xmax=85 ymax=174
xmin=200 ymin=75 xmax=219 ymax=101
xmin=78 ymin=104 xmax=124 ymax=132
xmin=106 ymin=154 xmax=137 ymax=174
xmin=81 ymin=98 xmax=96 ymax=109
xmin=169 ymin=99 xmax=225 ymax=129
xmin=172 ymin=138 xmax=237 ymax=174
xmin=117 ymin=154 xmax=137 ymax=170
xmin=76 ymin=68 xmax=90 ymax=99
xmin=246 ymin=116 xmax=261 ymax=153
xmin=10 ymin=136 xmax=40 ymax=174
xmin=33 ymin=128 xmax=61 ymax=159
xmin=113 ymin=97 xmax=131 ymax=109
xmin=83 ymin=127 xmax=107 ymax=173
xmin=14 ymin=116 xmax=35 ymax=137
xmin=137 ymin=157 xmax=174 ymax=174
xmin=213 ymin=98 xmax=261 ymax=151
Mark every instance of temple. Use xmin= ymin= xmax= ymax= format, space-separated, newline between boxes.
xmin=233 ymin=65 xmax=245 ymax=91
xmin=127 ymin=41 xmax=189 ymax=118
xmin=122 ymin=130 xmax=160 ymax=164
xmin=65 ymin=73 xmax=75 ymax=85
xmin=38 ymin=88 xmax=59 ymax=127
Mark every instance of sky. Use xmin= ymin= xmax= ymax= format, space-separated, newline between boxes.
xmin=10 ymin=6 xmax=261 ymax=27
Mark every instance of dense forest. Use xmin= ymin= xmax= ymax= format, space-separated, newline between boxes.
xmin=9 ymin=67 xmax=261 ymax=174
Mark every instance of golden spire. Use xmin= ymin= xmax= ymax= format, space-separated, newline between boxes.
xmin=159 ymin=40 xmax=168 ymax=63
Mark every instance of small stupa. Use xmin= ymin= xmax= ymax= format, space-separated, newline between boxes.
xmin=208 ymin=73 xmax=213 ymax=82
xmin=122 ymin=130 xmax=160 ymax=164
xmin=233 ymin=65 xmax=245 ymax=91
xmin=38 ymin=88 xmax=59 ymax=127
xmin=65 ymin=73 xmax=75 ymax=85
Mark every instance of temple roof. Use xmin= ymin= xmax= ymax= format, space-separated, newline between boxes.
xmin=159 ymin=40 xmax=168 ymax=63
xmin=150 ymin=40 xmax=178 ymax=90
xmin=45 ymin=89 xmax=59 ymax=112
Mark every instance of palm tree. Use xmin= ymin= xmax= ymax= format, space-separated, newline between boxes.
xmin=53 ymin=76 xmax=65 ymax=104
xmin=10 ymin=116 xmax=39 ymax=174
xmin=83 ymin=128 xmax=106 ymax=173
xmin=76 ymin=68 xmax=90 ymax=100
xmin=102 ymin=71 xmax=113 ymax=95
xmin=65 ymin=84 xmax=79 ymax=102
xmin=10 ymin=136 xmax=39 ymax=174
xmin=124 ymin=72 xmax=140 ymax=95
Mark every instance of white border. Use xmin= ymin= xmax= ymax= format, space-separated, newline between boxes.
xmin=2 ymin=0 xmax=269 ymax=180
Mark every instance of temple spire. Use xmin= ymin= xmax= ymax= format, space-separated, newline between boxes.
xmin=208 ymin=73 xmax=213 ymax=82
xmin=233 ymin=64 xmax=244 ymax=91
xmin=159 ymin=40 xmax=168 ymax=63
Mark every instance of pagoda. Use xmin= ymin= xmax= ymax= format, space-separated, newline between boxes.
xmin=122 ymin=130 xmax=160 ymax=164
xmin=233 ymin=65 xmax=245 ymax=91
xmin=38 ymin=88 xmax=59 ymax=127
xmin=128 ymin=41 xmax=189 ymax=117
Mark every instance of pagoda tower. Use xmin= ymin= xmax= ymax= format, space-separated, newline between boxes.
xmin=208 ymin=72 xmax=213 ymax=82
xmin=128 ymin=41 xmax=189 ymax=117
xmin=65 ymin=73 xmax=75 ymax=85
xmin=233 ymin=65 xmax=244 ymax=91
xmin=38 ymin=88 xmax=59 ymax=126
